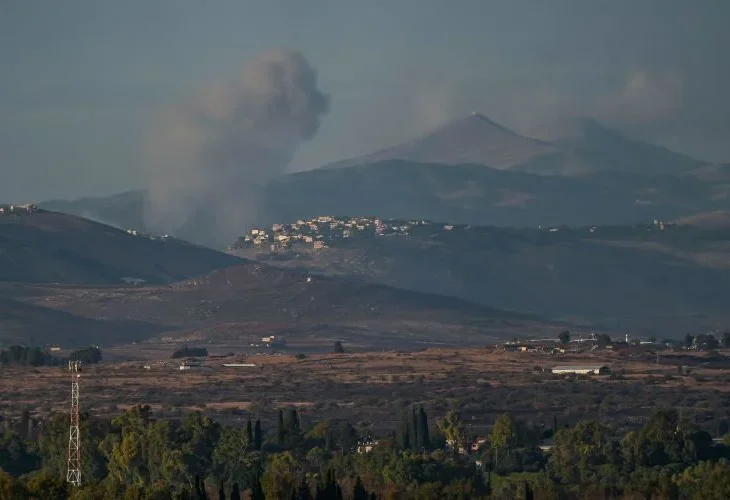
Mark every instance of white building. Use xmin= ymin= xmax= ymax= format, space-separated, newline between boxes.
xmin=552 ymin=364 xmax=610 ymax=375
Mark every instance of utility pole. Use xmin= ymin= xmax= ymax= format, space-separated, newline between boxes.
xmin=66 ymin=360 xmax=81 ymax=486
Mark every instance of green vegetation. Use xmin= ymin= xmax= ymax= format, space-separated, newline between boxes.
xmin=2 ymin=405 xmax=728 ymax=498
xmin=0 ymin=345 xmax=102 ymax=366
xmin=172 ymin=347 xmax=210 ymax=359
xmin=70 ymin=346 xmax=102 ymax=364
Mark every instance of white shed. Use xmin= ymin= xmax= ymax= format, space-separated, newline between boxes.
xmin=552 ymin=364 xmax=610 ymax=375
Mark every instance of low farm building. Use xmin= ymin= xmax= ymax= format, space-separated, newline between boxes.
xmin=552 ymin=364 xmax=610 ymax=375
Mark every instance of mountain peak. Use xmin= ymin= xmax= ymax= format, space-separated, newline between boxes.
xmin=322 ymin=114 xmax=556 ymax=170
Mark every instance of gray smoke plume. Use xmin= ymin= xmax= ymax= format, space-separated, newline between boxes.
xmin=143 ymin=49 xmax=330 ymax=247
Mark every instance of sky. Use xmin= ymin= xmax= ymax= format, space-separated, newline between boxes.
xmin=1 ymin=0 xmax=729 ymax=202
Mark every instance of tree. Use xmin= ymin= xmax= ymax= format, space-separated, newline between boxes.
xmin=723 ymin=330 xmax=730 ymax=348
xmin=684 ymin=334 xmax=695 ymax=349
xmin=277 ymin=409 xmax=286 ymax=445
xmin=70 ymin=346 xmax=102 ymax=364
xmin=352 ymin=476 xmax=368 ymax=500
xmin=695 ymin=333 xmax=719 ymax=350
xmin=333 ymin=341 xmax=345 ymax=354
xmin=490 ymin=413 xmax=519 ymax=451
xmin=245 ymin=417 xmax=253 ymax=446
xmin=230 ymin=483 xmax=240 ymax=500
xmin=250 ymin=476 xmax=264 ymax=500
xmin=418 ymin=408 xmax=430 ymax=450
xmin=437 ymin=410 xmax=464 ymax=455
xmin=558 ymin=330 xmax=570 ymax=344
xmin=295 ymin=476 xmax=312 ymax=500
xmin=218 ymin=484 xmax=225 ymax=500
xmin=412 ymin=408 xmax=419 ymax=450
xmin=171 ymin=346 xmax=208 ymax=358
xmin=596 ymin=334 xmax=611 ymax=349
xmin=549 ymin=421 xmax=621 ymax=483
xmin=254 ymin=419 xmax=262 ymax=451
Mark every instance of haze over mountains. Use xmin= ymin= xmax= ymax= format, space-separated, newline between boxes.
xmin=321 ymin=114 xmax=704 ymax=176
xmin=7 ymin=113 xmax=729 ymax=346
xmin=39 ymin=114 xmax=724 ymax=248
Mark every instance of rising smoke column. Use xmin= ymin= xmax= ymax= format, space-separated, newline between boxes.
xmin=143 ymin=49 xmax=330 ymax=247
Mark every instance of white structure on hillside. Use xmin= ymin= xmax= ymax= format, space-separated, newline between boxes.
xmin=552 ymin=364 xmax=610 ymax=375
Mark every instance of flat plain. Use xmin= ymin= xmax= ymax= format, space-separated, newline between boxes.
xmin=5 ymin=346 xmax=729 ymax=437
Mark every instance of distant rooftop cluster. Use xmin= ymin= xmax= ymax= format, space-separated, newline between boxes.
xmin=231 ymin=216 xmax=441 ymax=251
xmin=0 ymin=203 xmax=37 ymax=215
xmin=124 ymin=228 xmax=171 ymax=242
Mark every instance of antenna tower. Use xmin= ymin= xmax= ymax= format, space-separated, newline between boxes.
xmin=66 ymin=360 xmax=81 ymax=486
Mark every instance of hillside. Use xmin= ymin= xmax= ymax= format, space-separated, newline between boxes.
xmin=0 ymin=295 xmax=163 ymax=347
xmin=6 ymin=263 xmax=559 ymax=348
xmin=322 ymin=113 xmax=703 ymax=176
xmin=322 ymin=113 xmax=560 ymax=171
xmin=0 ymin=208 xmax=242 ymax=284
xmin=262 ymin=161 xmax=726 ymax=229
xmin=40 ymin=159 xmax=729 ymax=250
xmin=525 ymin=117 xmax=701 ymax=176
xmin=230 ymin=217 xmax=730 ymax=335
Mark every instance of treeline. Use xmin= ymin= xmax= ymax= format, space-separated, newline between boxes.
xmin=1 ymin=405 xmax=730 ymax=499
xmin=0 ymin=346 xmax=101 ymax=366
xmin=172 ymin=347 xmax=209 ymax=359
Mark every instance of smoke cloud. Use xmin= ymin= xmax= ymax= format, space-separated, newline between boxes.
xmin=143 ymin=49 xmax=330 ymax=247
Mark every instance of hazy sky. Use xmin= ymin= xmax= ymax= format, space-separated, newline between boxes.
xmin=2 ymin=0 xmax=729 ymax=202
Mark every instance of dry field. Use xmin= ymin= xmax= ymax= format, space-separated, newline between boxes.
xmin=3 ymin=347 xmax=730 ymax=435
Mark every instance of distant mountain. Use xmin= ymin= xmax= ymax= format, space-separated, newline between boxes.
xmin=322 ymin=113 xmax=703 ymax=177
xmin=0 ymin=209 xmax=242 ymax=284
xmin=525 ymin=117 xmax=702 ymax=176
xmin=38 ymin=160 xmax=730 ymax=248
xmin=263 ymin=161 xmax=726 ymax=229
xmin=231 ymin=218 xmax=730 ymax=336
xmin=323 ymin=113 xmax=560 ymax=171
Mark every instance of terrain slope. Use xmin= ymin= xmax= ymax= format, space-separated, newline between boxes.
xmin=0 ymin=209 xmax=242 ymax=284
xmin=231 ymin=220 xmax=730 ymax=335
xmin=6 ymin=263 xmax=560 ymax=348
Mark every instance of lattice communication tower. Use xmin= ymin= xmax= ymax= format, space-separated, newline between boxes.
xmin=66 ymin=360 xmax=81 ymax=486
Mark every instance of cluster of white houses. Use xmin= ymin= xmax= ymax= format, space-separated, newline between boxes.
xmin=0 ymin=203 xmax=38 ymax=215
xmin=232 ymin=216 xmax=444 ymax=251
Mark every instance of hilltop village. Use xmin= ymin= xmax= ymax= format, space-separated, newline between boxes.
xmin=0 ymin=203 xmax=38 ymax=215
xmin=230 ymin=215 xmax=433 ymax=251
xmin=230 ymin=215 xmax=678 ymax=252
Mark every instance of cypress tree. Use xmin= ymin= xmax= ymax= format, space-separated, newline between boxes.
xmin=296 ymin=476 xmax=312 ymax=500
xmin=411 ymin=408 xmax=419 ymax=450
xmin=254 ymin=419 xmax=262 ymax=450
xmin=250 ymin=476 xmax=264 ymax=500
xmin=524 ymin=481 xmax=533 ymax=500
xmin=352 ymin=476 xmax=368 ymax=500
xmin=245 ymin=417 xmax=253 ymax=446
xmin=418 ymin=408 xmax=430 ymax=450
xmin=288 ymin=408 xmax=300 ymax=434
xmin=230 ymin=483 xmax=241 ymax=500
xmin=277 ymin=409 xmax=286 ymax=445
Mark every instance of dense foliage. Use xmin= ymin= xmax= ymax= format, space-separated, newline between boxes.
xmin=172 ymin=347 xmax=209 ymax=359
xmin=0 ymin=346 xmax=102 ymax=367
xmin=1 ymin=405 xmax=730 ymax=499
xmin=70 ymin=347 xmax=102 ymax=364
